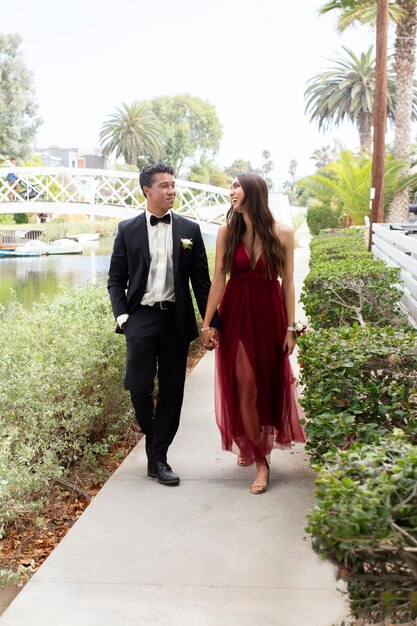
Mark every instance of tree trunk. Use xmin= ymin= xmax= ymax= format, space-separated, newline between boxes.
xmin=357 ymin=111 xmax=372 ymax=151
xmin=130 ymin=147 xmax=138 ymax=167
xmin=370 ymin=0 xmax=389 ymax=240
xmin=388 ymin=0 xmax=417 ymax=223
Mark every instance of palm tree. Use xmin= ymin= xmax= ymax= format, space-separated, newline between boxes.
xmin=319 ymin=0 xmax=417 ymax=221
xmin=99 ymin=102 xmax=166 ymax=167
xmin=305 ymin=47 xmax=401 ymax=151
xmin=319 ymin=0 xmax=403 ymax=29
xmin=302 ymin=149 xmax=416 ymax=224
xmin=310 ymin=145 xmax=339 ymax=170
xmin=391 ymin=0 xmax=417 ymax=220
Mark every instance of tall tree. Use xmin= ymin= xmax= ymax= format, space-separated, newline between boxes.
xmin=283 ymin=159 xmax=298 ymax=204
xmin=0 ymin=33 xmax=42 ymax=159
xmin=261 ymin=149 xmax=274 ymax=190
xmin=224 ymin=159 xmax=256 ymax=179
xmin=188 ymin=158 xmax=229 ymax=187
xmin=99 ymin=102 xmax=166 ymax=167
xmin=390 ymin=0 xmax=417 ymax=220
xmin=145 ymin=94 xmax=222 ymax=176
xmin=319 ymin=0 xmax=417 ymax=220
xmin=319 ymin=0 xmax=403 ymax=27
xmin=310 ymin=144 xmax=339 ymax=169
xmin=305 ymin=46 xmax=403 ymax=150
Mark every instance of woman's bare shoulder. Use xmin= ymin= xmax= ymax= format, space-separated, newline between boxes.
xmin=274 ymin=222 xmax=294 ymax=242
xmin=217 ymin=223 xmax=229 ymax=240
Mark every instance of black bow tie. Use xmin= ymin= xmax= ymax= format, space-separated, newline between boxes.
xmin=150 ymin=213 xmax=171 ymax=226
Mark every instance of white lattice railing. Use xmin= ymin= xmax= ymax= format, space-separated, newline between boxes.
xmin=372 ymin=222 xmax=417 ymax=326
xmin=0 ymin=167 xmax=231 ymax=225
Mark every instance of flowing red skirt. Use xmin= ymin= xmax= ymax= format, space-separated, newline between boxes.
xmin=214 ymin=242 xmax=305 ymax=463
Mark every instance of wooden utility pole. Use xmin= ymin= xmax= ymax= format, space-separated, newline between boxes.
xmin=369 ymin=0 xmax=389 ymax=250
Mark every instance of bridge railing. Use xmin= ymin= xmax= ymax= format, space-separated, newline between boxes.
xmin=372 ymin=222 xmax=417 ymax=326
xmin=0 ymin=167 xmax=231 ymax=225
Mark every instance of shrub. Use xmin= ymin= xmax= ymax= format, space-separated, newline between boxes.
xmin=306 ymin=204 xmax=340 ymax=235
xmin=306 ymin=432 xmax=417 ymax=622
xmin=13 ymin=213 xmax=29 ymax=224
xmin=300 ymin=257 xmax=403 ymax=328
xmin=309 ymin=228 xmax=369 ymax=268
xmin=298 ymin=325 xmax=417 ymax=461
xmin=0 ymin=282 xmax=130 ymax=532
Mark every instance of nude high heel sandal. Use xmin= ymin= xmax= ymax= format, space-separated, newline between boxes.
xmin=250 ymin=460 xmax=270 ymax=494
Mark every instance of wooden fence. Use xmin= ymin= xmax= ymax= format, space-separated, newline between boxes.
xmin=372 ymin=223 xmax=417 ymax=327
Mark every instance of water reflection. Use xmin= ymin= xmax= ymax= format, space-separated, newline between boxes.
xmin=0 ymin=237 xmax=115 ymax=310
xmin=0 ymin=233 xmax=216 ymax=310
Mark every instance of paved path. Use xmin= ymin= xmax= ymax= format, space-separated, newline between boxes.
xmin=1 ymin=224 xmax=348 ymax=625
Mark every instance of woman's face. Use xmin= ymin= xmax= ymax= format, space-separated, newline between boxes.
xmin=230 ymin=178 xmax=246 ymax=212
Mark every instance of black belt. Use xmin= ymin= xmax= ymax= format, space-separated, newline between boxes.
xmin=146 ymin=301 xmax=175 ymax=310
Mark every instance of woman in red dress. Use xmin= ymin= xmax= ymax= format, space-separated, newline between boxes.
xmin=201 ymin=173 xmax=305 ymax=494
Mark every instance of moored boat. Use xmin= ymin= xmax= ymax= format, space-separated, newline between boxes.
xmin=0 ymin=240 xmax=49 ymax=257
xmin=47 ymin=239 xmax=83 ymax=255
xmin=0 ymin=239 xmax=83 ymax=257
xmin=68 ymin=233 xmax=100 ymax=242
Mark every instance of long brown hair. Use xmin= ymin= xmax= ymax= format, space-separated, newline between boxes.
xmin=222 ymin=173 xmax=285 ymax=278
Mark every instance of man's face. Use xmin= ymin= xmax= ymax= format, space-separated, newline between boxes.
xmin=144 ymin=173 xmax=176 ymax=213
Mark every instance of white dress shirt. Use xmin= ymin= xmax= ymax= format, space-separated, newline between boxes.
xmin=117 ymin=210 xmax=175 ymax=328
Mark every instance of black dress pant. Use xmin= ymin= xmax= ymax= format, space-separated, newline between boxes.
xmin=124 ymin=305 xmax=189 ymax=469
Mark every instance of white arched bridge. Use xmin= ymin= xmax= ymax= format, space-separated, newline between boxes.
xmin=0 ymin=167 xmax=231 ymax=228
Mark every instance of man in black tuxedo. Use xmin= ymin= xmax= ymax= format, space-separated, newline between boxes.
xmin=108 ymin=164 xmax=218 ymax=486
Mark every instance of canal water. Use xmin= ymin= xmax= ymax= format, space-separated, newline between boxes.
xmin=0 ymin=234 xmax=216 ymax=311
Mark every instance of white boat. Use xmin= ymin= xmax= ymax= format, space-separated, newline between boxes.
xmin=69 ymin=233 xmax=100 ymax=242
xmin=47 ymin=239 xmax=83 ymax=255
xmin=0 ymin=240 xmax=50 ymax=257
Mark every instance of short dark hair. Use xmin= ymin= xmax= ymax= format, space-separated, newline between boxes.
xmin=139 ymin=163 xmax=175 ymax=195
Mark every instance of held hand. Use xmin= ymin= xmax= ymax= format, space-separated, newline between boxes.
xmin=201 ymin=327 xmax=218 ymax=350
xmin=283 ymin=331 xmax=296 ymax=356
xmin=210 ymin=328 xmax=219 ymax=349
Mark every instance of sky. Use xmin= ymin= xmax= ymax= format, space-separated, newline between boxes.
xmin=0 ymin=0 xmax=400 ymax=187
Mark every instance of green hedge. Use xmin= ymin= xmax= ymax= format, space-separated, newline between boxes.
xmin=0 ymin=283 xmax=130 ymax=533
xmin=298 ymin=325 xmax=417 ymax=461
xmin=306 ymin=204 xmax=340 ymax=235
xmin=301 ymin=229 xmax=417 ymax=620
xmin=307 ymin=432 xmax=417 ymax=622
xmin=309 ymin=228 xmax=369 ymax=268
xmin=300 ymin=257 xmax=403 ymax=328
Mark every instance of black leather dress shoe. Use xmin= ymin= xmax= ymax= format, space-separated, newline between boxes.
xmin=147 ymin=465 xmax=156 ymax=478
xmin=154 ymin=461 xmax=180 ymax=485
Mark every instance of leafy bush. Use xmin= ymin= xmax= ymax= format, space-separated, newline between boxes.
xmin=309 ymin=228 xmax=369 ymax=268
xmin=298 ymin=325 xmax=417 ymax=461
xmin=13 ymin=213 xmax=29 ymax=224
xmin=300 ymin=257 xmax=403 ymax=328
xmin=0 ymin=282 xmax=130 ymax=532
xmin=306 ymin=204 xmax=340 ymax=235
xmin=307 ymin=432 xmax=417 ymax=622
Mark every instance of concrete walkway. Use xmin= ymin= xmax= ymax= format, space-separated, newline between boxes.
xmin=1 ymin=224 xmax=348 ymax=626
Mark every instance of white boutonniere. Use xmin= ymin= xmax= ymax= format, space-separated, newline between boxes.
xmin=181 ymin=238 xmax=193 ymax=250
xmin=294 ymin=321 xmax=308 ymax=336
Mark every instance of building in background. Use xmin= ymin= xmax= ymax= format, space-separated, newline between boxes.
xmin=34 ymin=147 xmax=107 ymax=169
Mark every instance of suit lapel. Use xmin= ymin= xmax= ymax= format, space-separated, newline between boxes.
xmin=135 ymin=211 xmax=150 ymax=266
xmin=172 ymin=212 xmax=181 ymax=277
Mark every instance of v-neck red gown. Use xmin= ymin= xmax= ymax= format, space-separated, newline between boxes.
xmin=214 ymin=241 xmax=305 ymax=462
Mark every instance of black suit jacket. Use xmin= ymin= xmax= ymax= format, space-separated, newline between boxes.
xmin=108 ymin=211 xmax=219 ymax=343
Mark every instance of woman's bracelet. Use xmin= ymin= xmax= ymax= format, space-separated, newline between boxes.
xmin=201 ymin=326 xmax=210 ymax=332
xmin=287 ymin=326 xmax=296 ymax=331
